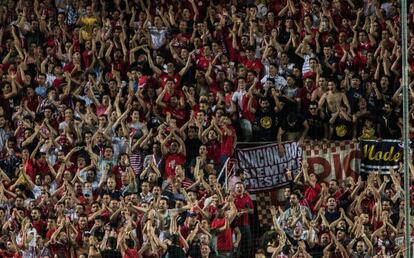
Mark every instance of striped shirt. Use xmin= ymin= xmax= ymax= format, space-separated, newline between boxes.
xmin=130 ymin=151 xmax=143 ymax=175
xmin=301 ymin=54 xmax=314 ymax=75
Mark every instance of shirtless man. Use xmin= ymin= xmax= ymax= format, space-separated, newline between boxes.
xmin=318 ymin=80 xmax=351 ymax=118
xmin=311 ymin=76 xmax=328 ymax=101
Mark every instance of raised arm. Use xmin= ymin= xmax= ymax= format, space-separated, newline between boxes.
xmin=144 ymin=47 xmax=163 ymax=75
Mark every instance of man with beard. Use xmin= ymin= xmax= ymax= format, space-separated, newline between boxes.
xmin=377 ymin=101 xmax=400 ymax=139
xmin=323 ymin=197 xmax=341 ymax=224
xmin=0 ymin=115 xmax=9 ymax=154
xmin=157 ymin=196 xmax=173 ymax=241
xmin=328 ymin=179 xmax=342 ymax=200
xmin=248 ymin=89 xmax=282 ymax=141
xmin=30 ymin=207 xmax=47 ymax=237
xmin=143 ymin=141 xmax=164 ymax=174
xmin=347 ymin=236 xmax=373 ymax=258
xmin=75 ymin=214 xmax=90 ymax=248
xmin=281 ymin=192 xmax=312 ymax=225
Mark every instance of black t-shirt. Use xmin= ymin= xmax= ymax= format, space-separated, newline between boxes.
xmin=187 ymin=157 xmax=215 ymax=181
xmin=308 ymin=244 xmax=326 ymax=258
xmin=319 ymin=54 xmax=339 ymax=76
xmin=281 ymin=114 xmax=305 ymax=133
xmin=253 ymin=108 xmax=278 ymax=141
xmin=165 ymin=244 xmax=186 ymax=258
xmin=325 ymin=210 xmax=340 ymax=224
xmin=185 ymin=138 xmax=202 ymax=166
xmin=377 ymin=113 xmax=400 ymax=139
xmin=187 ymin=240 xmax=202 ymax=258
xmin=286 ymin=234 xmax=311 ymax=253
xmin=331 ymin=117 xmax=352 ymax=140
xmin=346 ymin=88 xmax=364 ymax=114
xmin=101 ymin=249 xmax=122 ymax=258
xmin=306 ymin=113 xmax=325 ymax=140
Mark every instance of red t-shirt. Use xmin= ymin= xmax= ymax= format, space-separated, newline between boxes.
xmin=46 ymin=228 xmax=56 ymax=240
xmin=53 ymin=161 xmax=76 ymax=175
xmin=164 ymin=153 xmax=186 ymax=178
xmin=242 ymin=58 xmax=263 ymax=75
xmin=180 ymin=223 xmax=190 ymax=239
xmin=301 ymin=183 xmax=321 ymax=212
xmin=63 ymin=62 xmax=75 ymax=73
xmin=241 ymin=94 xmax=256 ymax=122
xmin=21 ymin=96 xmax=39 ymax=112
xmin=171 ymin=33 xmax=191 ymax=48
xmin=32 ymin=220 xmax=47 ymax=237
xmin=211 ymin=217 xmax=233 ymax=251
xmin=206 ymin=139 xmax=221 ymax=164
xmin=357 ymin=41 xmax=373 ymax=58
xmin=333 ymin=43 xmax=350 ymax=58
xmin=124 ymin=248 xmax=140 ymax=258
xmin=296 ymin=86 xmax=315 ymax=113
xmin=163 ymin=106 xmax=187 ymax=127
xmin=50 ymin=242 xmax=71 ymax=257
xmin=197 ymin=55 xmax=211 ymax=71
xmin=111 ymin=165 xmax=127 ymax=189
xmin=33 ymin=160 xmax=50 ymax=177
xmin=220 ymin=126 xmax=236 ymax=157
xmin=234 ymin=193 xmax=253 ymax=226
xmin=113 ymin=60 xmax=128 ymax=76
xmin=82 ymin=49 xmax=92 ymax=68
xmin=0 ymin=250 xmax=16 ymax=258
xmin=24 ymin=160 xmax=36 ymax=182
xmin=52 ymin=77 xmax=65 ymax=89
xmin=162 ymin=89 xmax=184 ymax=103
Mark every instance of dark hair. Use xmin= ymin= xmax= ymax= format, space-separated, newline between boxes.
xmin=236 ymin=168 xmax=245 ymax=176
xmin=327 ymin=195 xmax=337 ymax=202
xmin=248 ymin=70 xmax=258 ymax=77
xmin=309 ymin=57 xmax=319 ymax=63
xmin=287 ymin=112 xmax=298 ymax=124
xmin=126 ymin=238 xmax=135 ymax=248
xmin=291 ymin=191 xmax=301 ymax=199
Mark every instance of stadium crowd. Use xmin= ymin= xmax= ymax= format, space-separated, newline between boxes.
xmin=0 ymin=0 xmax=413 ymax=257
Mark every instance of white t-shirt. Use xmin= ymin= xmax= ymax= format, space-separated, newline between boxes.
xmin=232 ymin=90 xmax=247 ymax=110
